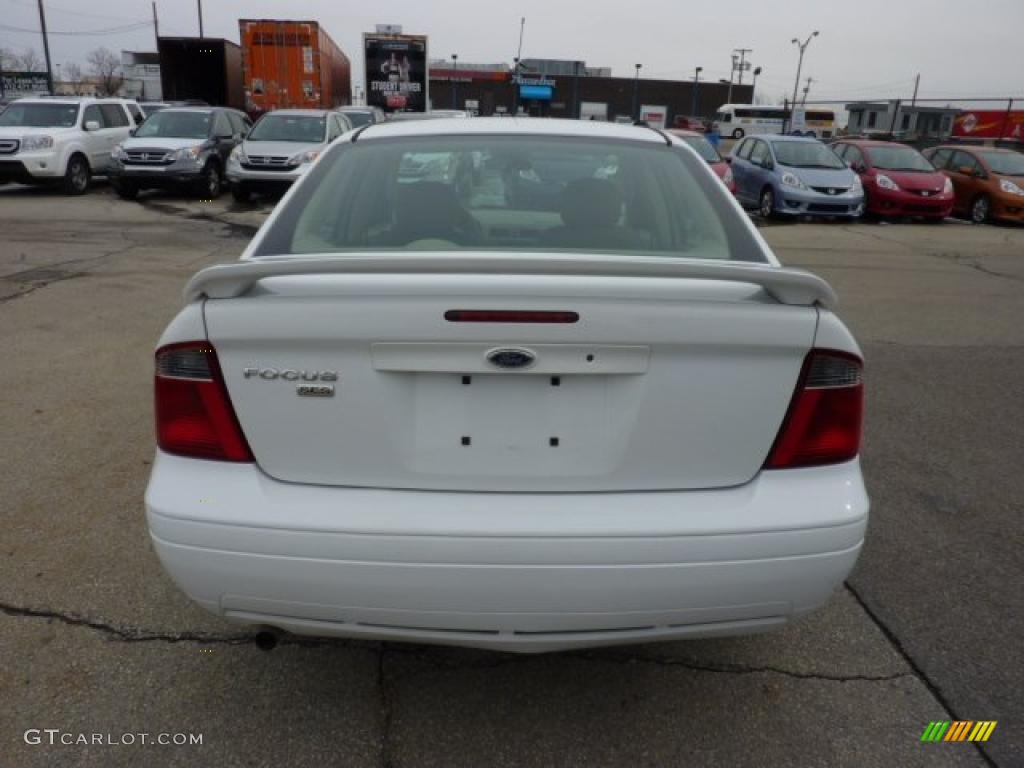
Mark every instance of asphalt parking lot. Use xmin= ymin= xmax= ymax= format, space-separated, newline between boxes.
xmin=1 ymin=184 xmax=1021 ymax=767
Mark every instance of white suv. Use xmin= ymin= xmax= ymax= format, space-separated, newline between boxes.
xmin=0 ymin=97 xmax=140 ymax=194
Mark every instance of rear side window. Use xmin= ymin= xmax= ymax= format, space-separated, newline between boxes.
xmin=951 ymin=150 xmax=982 ymax=175
xmin=929 ymin=148 xmax=952 ymax=169
xmin=213 ymin=112 xmax=232 ymax=137
xmin=99 ymin=104 xmax=129 ymax=127
xmin=226 ymin=112 xmax=246 ymax=136
xmin=126 ymin=102 xmax=144 ymax=125
xmin=748 ymin=141 xmax=768 ymax=165
xmin=82 ymin=105 xmax=105 ymax=128
xmin=736 ymin=139 xmax=753 ymax=160
xmin=257 ymin=136 xmax=767 ymax=263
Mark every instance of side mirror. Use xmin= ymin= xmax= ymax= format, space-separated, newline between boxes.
xmin=84 ymin=120 xmax=101 ymax=132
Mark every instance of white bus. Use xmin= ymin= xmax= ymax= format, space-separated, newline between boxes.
xmin=712 ymin=104 xmax=836 ymax=140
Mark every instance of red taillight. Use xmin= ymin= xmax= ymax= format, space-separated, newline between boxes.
xmin=765 ymin=350 xmax=863 ymax=469
xmin=154 ymin=341 xmax=253 ymax=462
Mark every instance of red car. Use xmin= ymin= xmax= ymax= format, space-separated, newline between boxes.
xmin=668 ymin=129 xmax=736 ymax=195
xmin=830 ymin=139 xmax=953 ymax=220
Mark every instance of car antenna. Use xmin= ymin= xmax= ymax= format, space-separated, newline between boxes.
xmin=646 ymin=125 xmax=673 ymax=147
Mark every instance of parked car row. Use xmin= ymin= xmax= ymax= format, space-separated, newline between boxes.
xmin=724 ymin=132 xmax=1023 ymax=225
xmin=0 ymin=96 xmax=389 ymax=201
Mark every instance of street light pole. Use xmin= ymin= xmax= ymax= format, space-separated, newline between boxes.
xmin=451 ymin=54 xmax=458 ymax=109
xmin=726 ymin=54 xmax=737 ymax=103
xmin=691 ymin=66 xmax=702 ymax=117
xmin=751 ymin=66 xmax=761 ymax=104
xmin=789 ymin=30 xmax=819 ymax=129
xmin=633 ymin=63 xmax=641 ymax=120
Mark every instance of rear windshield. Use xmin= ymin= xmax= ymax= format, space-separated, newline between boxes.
xmin=679 ymin=135 xmax=722 ymax=163
xmin=342 ymin=111 xmax=373 ymax=128
xmin=866 ymin=145 xmax=933 ymax=172
xmin=773 ymin=141 xmax=845 ymax=169
xmin=256 ymin=135 xmax=764 ymax=262
xmin=249 ymin=114 xmax=326 ymax=142
xmin=135 ymin=110 xmax=212 ymax=139
xmin=0 ymin=102 xmax=79 ymax=128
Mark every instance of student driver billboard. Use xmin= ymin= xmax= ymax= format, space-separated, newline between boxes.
xmin=364 ymin=34 xmax=428 ymax=112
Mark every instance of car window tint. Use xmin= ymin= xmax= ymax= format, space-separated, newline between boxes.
xmin=257 ymin=136 xmax=765 ymax=263
xmin=213 ymin=112 xmax=232 ymax=136
xmin=82 ymin=105 xmax=106 ymax=128
xmin=737 ymin=139 xmax=753 ymax=160
xmin=226 ymin=112 xmax=245 ymax=135
xmin=951 ymin=150 xmax=980 ymax=174
xmin=99 ymin=103 xmax=129 ymax=128
xmin=748 ymin=141 xmax=768 ymax=165
xmin=930 ymin=149 xmax=952 ymax=169
xmin=832 ymin=144 xmax=848 ymax=160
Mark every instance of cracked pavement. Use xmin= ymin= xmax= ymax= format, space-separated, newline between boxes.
xmin=1 ymin=184 xmax=1021 ymax=766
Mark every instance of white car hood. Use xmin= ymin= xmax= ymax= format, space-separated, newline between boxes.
xmin=119 ymin=136 xmax=208 ymax=151
xmin=241 ymin=139 xmax=324 ymax=158
xmin=0 ymin=126 xmax=77 ymax=139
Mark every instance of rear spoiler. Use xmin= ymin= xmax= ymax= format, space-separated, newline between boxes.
xmin=184 ymin=254 xmax=838 ymax=309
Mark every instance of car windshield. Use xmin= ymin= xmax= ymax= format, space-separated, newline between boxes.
xmin=135 ymin=110 xmax=212 ymax=139
xmin=342 ymin=111 xmax=373 ymax=128
xmin=866 ymin=145 xmax=934 ymax=172
xmin=772 ymin=141 xmax=845 ymax=169
xmin=256 ymin=135 xmax=760 ymax=262
xmin=679 ymin=135 xmax=721 ymax=163
xmin=0 ymin=102 xmax=79 ymax=128
xmin=978 ymin=151 xmax=1024 ymax=176
xmin=249 ymin=114 xmax=326 ymax=142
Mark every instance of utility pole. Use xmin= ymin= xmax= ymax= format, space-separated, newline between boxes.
xmin=801 ymin=76 xmax=813 ymax=105
xmin=197 ymin=0 xmax=204 ymax=38
xmin=572 ymin=60 xmax=580 ymax=119
xmin=726 ymin=53 xmax=737 ymax=103
xmin=633 ymin=63 xmax=642 ymax=120
xmin=516 ymin=17 xmax=525 ymax=62
xmin=911 ymin=73 xmax=920 ymax=106
xmin=451 ymin=53 xmax=458 ymax=109
xmin=152 ymin=2 xmax=160 ymax=48
xmin=734 ymin=48 xmax=752 ymax=97
xmin=691 ymin=66 xmax=702 ymax=116
xmin=37 ymin=0 xmax=54 ymax=95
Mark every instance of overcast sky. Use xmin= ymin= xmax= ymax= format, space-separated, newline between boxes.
xmin=1 ymin=0 xmax=1022 ymax=103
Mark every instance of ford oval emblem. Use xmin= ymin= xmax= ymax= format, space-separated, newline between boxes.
xmin=486 ymin=348 xmax=536 ymax=370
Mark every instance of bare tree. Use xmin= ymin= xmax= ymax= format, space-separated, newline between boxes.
xmin=86 ymin=47 xmax=123 ymax=97
xmin=64 ymin=62 xmax=83 ymax=83
xmin=8 ymin=47 xmax=44 ymax=72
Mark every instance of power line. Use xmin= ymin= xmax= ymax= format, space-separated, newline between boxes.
xmin=0 ymin=20 xmax=152 ymax=36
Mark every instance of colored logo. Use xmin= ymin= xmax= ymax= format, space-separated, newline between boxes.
xmin=921 ymin=721 xmax=996 ymax=742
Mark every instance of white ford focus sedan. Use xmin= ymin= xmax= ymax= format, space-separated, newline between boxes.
xmin=146 ymin=118 xmax=867 ymax=653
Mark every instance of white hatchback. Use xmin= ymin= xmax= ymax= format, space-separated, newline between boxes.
xmin=146 ymin=118 xmax=868 ymax=653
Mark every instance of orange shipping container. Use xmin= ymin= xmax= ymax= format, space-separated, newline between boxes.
xmin=240 ymin=19 xmax=351 ymax=113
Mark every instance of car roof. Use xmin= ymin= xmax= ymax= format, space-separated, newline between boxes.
xmin=260 ymin=109 xmax=331 ymax=117
xmin=839 ymin=138 xmax=915 ymax=148
xmin=358 ymin=116 xmax=668 ymax=143
xmin=762 ymin=134 xmax=820 ymax=144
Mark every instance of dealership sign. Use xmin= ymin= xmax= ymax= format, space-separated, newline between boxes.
xmin=512 ymin=75 xmax=555 ymax=87
xmin=1 ymin=71 xmax=50 ymax=96
xmin=364 ymin=33 xmax=428 ymax=112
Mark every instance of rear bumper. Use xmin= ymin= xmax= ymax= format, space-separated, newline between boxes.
xmin=146 ymin=452 xmax=868 ymax=652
